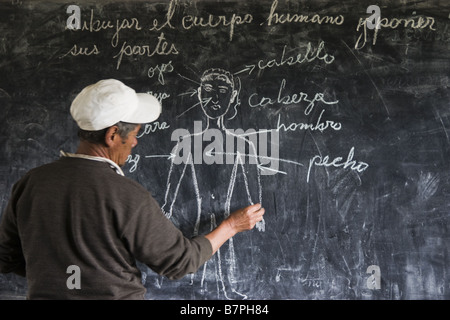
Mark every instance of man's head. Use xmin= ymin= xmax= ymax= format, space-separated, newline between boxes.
xmin=198 ymin=69 xmax=237 ymax=120
xmin=70 ymin=79 xmax=161 ymax=166
xmin=77 ymin=122 xmax=140 ymax=167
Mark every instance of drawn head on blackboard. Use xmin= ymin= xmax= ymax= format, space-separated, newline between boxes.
xmin=197 ymin=68 xmax=238 ymax=120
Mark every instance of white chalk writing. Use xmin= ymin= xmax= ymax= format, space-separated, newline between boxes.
xmin=60 ymin=44 xmax=99 ymax=58
xmin=235 ymin=41 xmax=334 ymax=76
xmin=182 ymin=12 xmax=253 ymax=42
xmin=113 ymin=33 xmax=179 ymax=70
xmin=262 ymin=0 xmax=344 ymax=27
xmin=355 ymin=13 xmax=436 ymax=49
xmin=147 ymin=61 xmax=174 ymax=85
xmin=137 ymin=121 xmax=170 ymax=138
xmin=276 ymin=110 xmax=342 ymax=133
xmin=248 ymin=79 xmax=339 ymax=115
xmin=307 ymin=147 xmax=369 ymax=183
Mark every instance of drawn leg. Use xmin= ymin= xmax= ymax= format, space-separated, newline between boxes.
xmin=221 ymin=154 xmax=248 ymax=299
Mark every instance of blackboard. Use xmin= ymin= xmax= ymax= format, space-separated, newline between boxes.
xmin=1 ymin=0 xmax=449 ymax=300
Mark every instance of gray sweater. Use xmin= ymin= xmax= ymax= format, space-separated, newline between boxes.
xmin=0 ymin=156 xmax=212 ymax=299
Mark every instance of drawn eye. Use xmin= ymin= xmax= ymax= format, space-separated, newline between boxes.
xmin=203 ymin=85 xmax=213 ymax=92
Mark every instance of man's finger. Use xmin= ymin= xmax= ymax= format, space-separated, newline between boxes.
xmin=247 ymin=203 xmax=263 ymax=213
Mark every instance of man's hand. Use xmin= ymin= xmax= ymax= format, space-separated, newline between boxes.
xmin=205 ymin=204 xmax=265 ymax=255
xmin=225 ymin=204 xmax=265 ymax=233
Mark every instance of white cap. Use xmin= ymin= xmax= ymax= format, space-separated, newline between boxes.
xmin=70 ymin=79 xmax=162 ymax=131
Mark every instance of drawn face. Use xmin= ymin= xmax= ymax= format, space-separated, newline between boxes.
xmin=198 ymin=74 xmax=236 ymax=120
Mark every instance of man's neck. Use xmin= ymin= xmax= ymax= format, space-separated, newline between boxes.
xmin=76 ymin=141 xmax=112 ymax=160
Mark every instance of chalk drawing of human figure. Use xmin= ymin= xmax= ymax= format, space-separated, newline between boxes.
xmin=161 ymin=68 xmax=266 ymax=299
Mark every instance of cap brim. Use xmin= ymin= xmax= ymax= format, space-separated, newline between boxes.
xmin=123 ymin=93 xmax=162 ymax=124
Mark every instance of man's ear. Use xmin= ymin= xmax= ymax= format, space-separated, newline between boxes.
xmin=104 ymin=126 xmax=119 ymax=147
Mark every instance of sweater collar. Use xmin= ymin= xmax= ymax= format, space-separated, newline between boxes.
xmin=60 ymin=150 xmax=125 ymax=176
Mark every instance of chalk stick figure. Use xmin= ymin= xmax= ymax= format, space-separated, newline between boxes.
xmin=161 ymin=68 xmax=265 ymax=299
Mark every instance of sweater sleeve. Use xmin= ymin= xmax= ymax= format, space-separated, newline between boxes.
xmin=0 ymin=181 xmax=26 ymax=277
xmin=120 ymin=194 xmax=213 ymax=280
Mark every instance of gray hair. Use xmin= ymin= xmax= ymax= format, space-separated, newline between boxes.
xmin=78 ymin=122 xmax=139 ymax=145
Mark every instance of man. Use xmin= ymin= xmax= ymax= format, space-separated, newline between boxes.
xmin=0 ymin=79 xmax=265 ymax=299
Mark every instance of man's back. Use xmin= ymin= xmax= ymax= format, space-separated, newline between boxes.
xmin=10 ymin=157 xmax=150 ymax=299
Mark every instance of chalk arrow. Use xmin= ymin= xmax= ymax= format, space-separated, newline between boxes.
xmin=234 ymin=64 xmax=256 ymax=76
xmin=178 ymin=89 xmax=198 ymax=97
xmin=145 ymin=153 xmax=176 ymax=161
xmin=257 ymin=164 xmax=287 ymax=175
